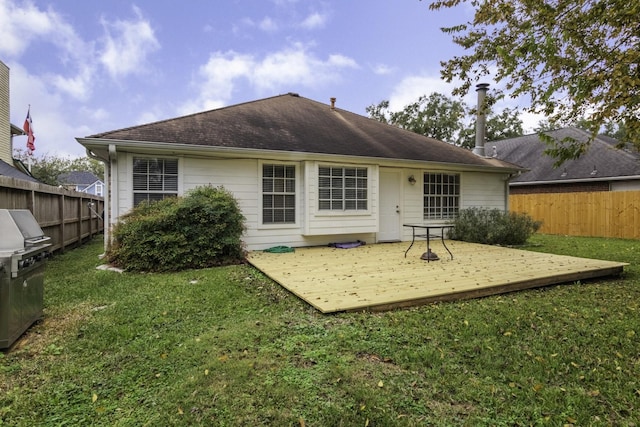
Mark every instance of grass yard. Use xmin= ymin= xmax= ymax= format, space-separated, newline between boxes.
xmin=1 ymin=235 xmax=638 ymax=426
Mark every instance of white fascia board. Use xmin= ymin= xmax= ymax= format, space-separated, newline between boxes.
xmin=77 ymin=138 xmax=523 ymax=174
xmin=511 ymin=175 xmax=640 ymax=186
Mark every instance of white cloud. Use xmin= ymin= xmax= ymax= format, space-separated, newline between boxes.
xmin=299 ymin=12 xmax=328 ymax=30
xmin=50 ymin=66 xmax=95 ymax=101
xmin=0 ymin=0 xmax=54 ymax=56
xmin=99 ymin=6 xmax=160 ymax=78
xmin=9 ymin=63 xmax=87 ymax=157
xmin=0 ymin=0 xmax=95 ymax=100
xmin=182 ymin=44 xmax=358 ymax=113
xmin=388 ymin=75 xmax=457 ymax=110
xmin=259 ymin=16 xmax=278 ymax=32
xmin=372 ymin=64 xmax=395 ymax=75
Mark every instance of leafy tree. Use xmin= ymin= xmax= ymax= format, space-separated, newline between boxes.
xmin=367 ymin=93 xmax=466 ymax=143
xmin=427 ymin=0 xmax=640 ymax=160
xmin=367 ymin=92 xmax=523 ymax=148
xmin=458 ymin=106 xmax=524 ymax=149
xmin=13 ymin=148 xmax=104 ymax=186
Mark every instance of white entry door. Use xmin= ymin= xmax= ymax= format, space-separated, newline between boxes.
xmin=378 ymin=169 xmax=401 ymax=241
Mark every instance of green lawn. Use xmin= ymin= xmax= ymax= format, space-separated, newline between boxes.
xmin=1 ymin=235 xmax=638 ymax=426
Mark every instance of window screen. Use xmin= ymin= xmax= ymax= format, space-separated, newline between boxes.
xmin=262 ymin=164 xmax=296 ymax=224
xmin=423 ymin=172 xmax=460 ymax=220
xmin=133 ymin=158 xmax=178 ymax=206
xmin=318 ymin=166 xmax=368 ymax=211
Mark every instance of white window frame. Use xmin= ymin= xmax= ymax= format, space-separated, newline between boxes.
xmin=261 ymin=163 xmax=297 ymax=225
xmin=318 ymin=165 xmax=369 ymax=212
xmin=132 ymin=157 xmax=179 ymax=206
xmin=258 ymin=161 xmax=299 ymax=229
xmin=423 ymin=172 xmax=460 ymax=220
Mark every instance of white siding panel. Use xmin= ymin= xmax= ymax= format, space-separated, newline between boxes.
xmin=0 ymin=62 xmax=10 ymax=164
xmin=611 ymin=180 xmax=640 ymax=191
xmin=461 ymin=172 xmax=507 ymax=211
xmin=111 ymin=153 xmax=510 ymax=250
xmin=303 ymin=161 xmax=379 ymax=236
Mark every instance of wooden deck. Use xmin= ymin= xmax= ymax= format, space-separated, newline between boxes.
xmin=246 ymin=241 xmax=628 ymax=313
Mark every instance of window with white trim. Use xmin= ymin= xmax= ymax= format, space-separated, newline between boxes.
xmin=262 ymin=164 xmax=296 ymax=224
xmin=133 ymin=157 xmax=178 ymax=206
xmin=95 ymin=182 xmax=103 ymax=197
xmin=318 ymin=166 xmax=368 ymax=211
xmin=423 ymin=172 xmax=460 ymax=220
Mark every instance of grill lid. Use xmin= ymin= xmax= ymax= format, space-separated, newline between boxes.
xmin=0 ymin=209 xmax=50 ymax=252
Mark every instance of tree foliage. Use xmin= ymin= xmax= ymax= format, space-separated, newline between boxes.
xmin=369 ymin=93 xmax=467 ymax=143
xmin=366 ymin=92 xmax=523 ymax=148
xmin=428 ymin=0 xmax=640 ymax=159
xmin=13 ymin=149 xmax=104 ymax=186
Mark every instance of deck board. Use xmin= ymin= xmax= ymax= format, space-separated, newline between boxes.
xmin=247 ymin=241 xmax=627 ymax=313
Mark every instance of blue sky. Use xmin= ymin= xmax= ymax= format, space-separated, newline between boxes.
xmin=2 ymin=0 xmax=540 ymax=158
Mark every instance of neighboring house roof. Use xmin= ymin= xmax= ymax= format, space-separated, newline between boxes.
xmin=58 ymin=170 xmax=101 ymax=186
xmin=0 ymin=158 xmax=41 ymax=183
xmin=81 ymin=93 xmax=520 ymax=172
xmin=10 ymin=123 xmax=25 ymax=136
xmin=490 ymin=127 xmax=640 ymax=185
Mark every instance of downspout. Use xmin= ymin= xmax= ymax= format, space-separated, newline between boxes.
xmin=503 ymin=171 xmax=520 ymax=212
xmin=473 ymin=83 xmax=490 ymax=157
xmin=108 ymin=144 xmax=118 ymax=253
xmin=86 ymin=147 xmax=110 ymax=254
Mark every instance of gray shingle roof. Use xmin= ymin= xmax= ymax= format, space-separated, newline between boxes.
xmin=58 ymin=171 xmax=101 ymax=186
xmin=86 ymin=93 xmax=517 ymax=169
xmin=490 ymin=127 xmax=640 ymax=183
xmin=0 ymin=159 xmax=41 ymax=183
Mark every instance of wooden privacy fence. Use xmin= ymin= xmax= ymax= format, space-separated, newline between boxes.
xmin=0 ymin=175 xmax=104 ymax=252
xmin=510 ymin=190 xmax=640 ymax=240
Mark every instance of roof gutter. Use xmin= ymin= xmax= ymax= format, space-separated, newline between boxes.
xmin=510 ymin=175 xmax=640 ymax=186
xmin=77 ymin=137 xmax=524 ymax=174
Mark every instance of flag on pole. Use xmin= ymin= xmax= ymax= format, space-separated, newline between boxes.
xmin=23 ymin=107 xmax=36 ymax=152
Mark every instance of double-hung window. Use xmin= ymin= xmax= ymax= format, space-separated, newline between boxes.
xmin=318 ymin=166 xmax=368 ymax=211
xmin=423 ymin=172 xmax=460 ymax=220
xmin=262 ymin=164 xmax=296 ymax=224
xmin=133 ymin=157 xmax=178 ymax=206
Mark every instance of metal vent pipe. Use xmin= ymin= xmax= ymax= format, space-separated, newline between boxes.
xmin=473 ymin=83 xmax=490 ymax=157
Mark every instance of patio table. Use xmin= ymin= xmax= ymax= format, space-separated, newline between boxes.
xmin=403 ymin=223 xmax=454 ymax=262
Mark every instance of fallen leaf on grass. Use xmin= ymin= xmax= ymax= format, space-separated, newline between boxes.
xmin=92 ymin=393 xmax=98 ymax=403
xmin=377 ymin=380 xmax=384 ymax=388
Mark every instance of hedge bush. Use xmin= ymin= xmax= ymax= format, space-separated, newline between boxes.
xmin=448 ymin=207 xmax=541 ymax=246
xmin=107 ymin=185 xmax=245 ymax=272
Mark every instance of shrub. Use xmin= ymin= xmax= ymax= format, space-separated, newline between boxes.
xmin=107 ymin=185 xmax=245 ymax=272
xmin=448 ymin=207 xmax=541 ymax=246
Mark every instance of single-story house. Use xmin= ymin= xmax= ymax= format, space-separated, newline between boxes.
xmin=77 ymin=93 xmax=524 ymax=251
xmin=58 ymin=171 xmax=104 ymax=196
xmin=490 ymin=127 xmax=640 ymax=194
